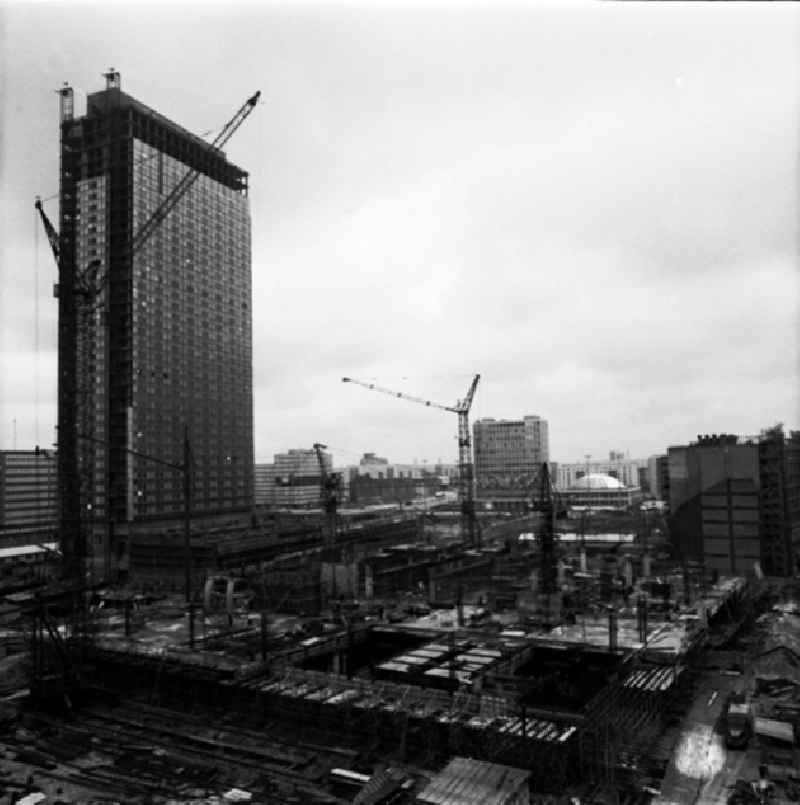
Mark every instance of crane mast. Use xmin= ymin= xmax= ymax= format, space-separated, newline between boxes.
xmin=532 ymin=462 xmax=558 ymax=596
xmin=312 ymin=443 xmax=341 ymax=552
xmin=342 ymin=374 xmax=481 ymax=547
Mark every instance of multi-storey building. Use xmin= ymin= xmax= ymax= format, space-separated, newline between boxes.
xmin=473 ymin=416 xmax=549 ymax=510
xmin=646 ymin=454 xmax=670 ymax=502
xmin=254 ymin=463 xmax=276 ymax=507
xmin=555 ymin=453 xmax=646 ymax=491
xmin=56 ymin=73 xmax=253 ymax=572
xmin=668 ymin=428 xmax=800 ymax=576
xmin=637 ymin=466 xmax=650 ymax=495
xmin=0 ymin=450 xmax=58 ymax=534
xmin=346 ymin=453 xmax=442 ymax=505
xmin=273 ymin=449 xmax=332 ymax=508
xmin=355 ymin=453 xmax=432 ymax=480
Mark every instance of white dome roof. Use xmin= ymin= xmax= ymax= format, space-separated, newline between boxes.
xmin=571 ymin=473 xmax=625 ymax=490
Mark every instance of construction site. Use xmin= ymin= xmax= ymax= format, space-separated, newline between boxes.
xmin=5 ymin=437 xmax=800 ymax=804
xmin=2 ymin=70 xmax=800 ymax=805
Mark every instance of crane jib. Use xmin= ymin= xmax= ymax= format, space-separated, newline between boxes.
xmin=341 ymin=373 xmax=481 ymax=547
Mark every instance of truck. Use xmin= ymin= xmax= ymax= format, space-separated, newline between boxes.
xmin=725 ymin=694 xmax=754 ymax=749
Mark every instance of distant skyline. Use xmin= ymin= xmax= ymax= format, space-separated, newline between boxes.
xmin=1 ymin=2 xmax=798 ymax=468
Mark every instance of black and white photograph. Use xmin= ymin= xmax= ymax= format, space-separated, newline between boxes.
xmin=0 ymin=1 xmax=798 ymax=803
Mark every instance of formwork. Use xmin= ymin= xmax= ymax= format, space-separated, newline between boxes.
xmin=250 ymin=668 xmax=581 ymax=791
xmin=578 ymin=655 xmax=687 ymax=791
xmin=81 ymin=643 xmax=582 ymax=792
xmin=69 ymin=580 xmax=711 ymax=794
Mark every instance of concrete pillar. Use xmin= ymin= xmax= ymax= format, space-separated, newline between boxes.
xmin=642 ymin=553 xmax=652 ymax=578
xmin=624 ymin=558 xmax=633 ymax=588
xmin=364 ymin=564 xmax=374 ymax=599
xmin=580 ymin=549 xmax=587 ymax=573
xmin=557 ymin=560 xmax=566 ymax=588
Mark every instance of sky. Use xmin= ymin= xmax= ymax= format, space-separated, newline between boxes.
xmin=1 ymin=1 xmax=798 ymax=468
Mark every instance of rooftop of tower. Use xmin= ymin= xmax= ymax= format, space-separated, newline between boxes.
xmin=70 ymin=83 xmax=249 ymax=192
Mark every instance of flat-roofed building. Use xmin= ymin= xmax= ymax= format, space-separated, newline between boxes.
xmin=54 ymin=72 xmax=254 ymax=575
xmin=346 ymin=453 xmax=442 ymax=505
xmin=273 ymin=449 xmax=331 ymax=508
xmin=0 ymin=450 xmax=58 ymax=535
xmin=668 ymin=428 xmax=800 ymax=576
xmin=473 ymin=416 xmax=549 ymax=511
xmin=647 ymin=454 xmax=670 ymax=502
xmin=254 ymin=463 xmax=275 ymax=507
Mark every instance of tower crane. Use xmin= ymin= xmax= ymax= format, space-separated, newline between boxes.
xmin=341 ymin=374 xmax=481 ymax=547
xmin=531 ymin=462 xmax=559 ymax=596
xmin=312 ymin=443 xmax=342 ymax=553
xmin=35 ymin=83 xmax=261 ymax=586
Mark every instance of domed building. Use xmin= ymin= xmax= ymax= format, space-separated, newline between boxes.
xmin=563 ymin=472 xmax=641 ymax=513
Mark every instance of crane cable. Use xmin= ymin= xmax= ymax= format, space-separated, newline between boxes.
xmin=34 ymin=205 xmax=40 ymax=449
xmin=34 ymin=203 xmax=41 ymax=528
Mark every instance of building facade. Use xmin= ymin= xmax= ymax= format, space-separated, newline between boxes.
xmin=346 ymin=454 xmax=443 ymax=505
xmin=0 ymin=450 xmax=58 ymax=533
xmin=637 ymin=466 xmax=649 ymax=495
xmin=355 ymin=453 xmax=432 ymax=480
xmin=57 ymin=73 xmax=254 ymax=570
xmin=555 ymin=453 xmax=646 ymax=491
xmin=646 ymin=454 xmax=670 ymax=503
xmin=668 ymin=429 xmax=800 ymax=577
xmin=473 ymin=416 xmax=549 ymax=510
xmin=273 ymin=449 xmax=332 ymax=508
xmin=254 ymin=463 xmax=275 ymax=507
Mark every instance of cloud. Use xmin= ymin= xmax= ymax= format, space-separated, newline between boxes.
xmin=2 ymin=3 xmax=798 ymax=464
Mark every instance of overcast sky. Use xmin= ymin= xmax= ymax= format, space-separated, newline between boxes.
xmin=1 ymin=1 xmax=798 ymax=468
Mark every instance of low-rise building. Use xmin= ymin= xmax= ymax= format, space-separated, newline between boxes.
xmin=561 ymin=473 xmax=641 ymax=512
xmin=346 ymin=453 xmax=441 ymax=505
xmin=555 ymin=452 xmax=646 ymax=490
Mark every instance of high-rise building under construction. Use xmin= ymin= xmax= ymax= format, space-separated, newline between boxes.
xmin=56 ymin=73 xmax=254 ymax=574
